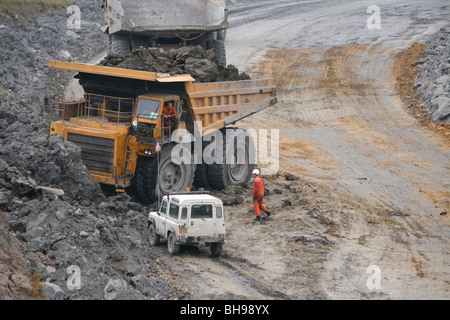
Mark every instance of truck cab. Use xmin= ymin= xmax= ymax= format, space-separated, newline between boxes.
xmin=148 ymin=192 xmax=226 ymax=256
xmin=131 ymin=93 xmax=184 ymax=143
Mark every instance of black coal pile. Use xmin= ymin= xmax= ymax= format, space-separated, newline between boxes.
xmin=99 ymin=46 xmax=251 ymax=83
xmin=0 ymin=0 xmax=182 ymax=300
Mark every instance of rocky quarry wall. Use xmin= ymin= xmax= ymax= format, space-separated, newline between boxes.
xmin=414 ymin=26 xmax=450 ymax=123
xmin=0 ymin=0 xmax=179 ymax=300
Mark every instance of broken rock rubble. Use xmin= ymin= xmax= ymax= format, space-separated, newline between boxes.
xmin=414 ymin=27 xmax=450 ymax=123
xmin=99 ymin=46 xmax=251 ymax=83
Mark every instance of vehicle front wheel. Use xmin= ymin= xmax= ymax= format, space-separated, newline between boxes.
xmin=148 ymin=223 xmax=160 ymax=246
xmin=167 ymin=232 xmax=180 ymax=255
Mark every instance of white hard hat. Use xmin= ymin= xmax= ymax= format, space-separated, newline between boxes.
xmin=252 ymin=169 xmax=260 ymax=175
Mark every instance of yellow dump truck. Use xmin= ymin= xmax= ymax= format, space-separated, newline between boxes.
xmin=48 ymin=60 xmax=277 ymax=203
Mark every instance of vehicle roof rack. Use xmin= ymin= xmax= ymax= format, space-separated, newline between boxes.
xmin=166 ymin=190 xmax=211 ymax=196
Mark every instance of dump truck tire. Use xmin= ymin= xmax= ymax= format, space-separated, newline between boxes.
xmin=107 ymin=34 xmax=131 ymax=56
xmin=135 ymin=156 xmax=158 ymax=204
xmin=207 ymin=39 xmax=227 ymax=66
xmin=135 ymin=144 xmax=194 ymax=203
xmin=193 ymin=162 xmax=209 ymax=189
xmin=207 ymin=127 xmax=255 ymax=190
xmin=157 ymin=143 xmax=195 ymax=196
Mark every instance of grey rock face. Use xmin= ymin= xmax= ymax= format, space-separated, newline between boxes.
xmin=0 ymin=0 xmax=177 ymax=300
xmin=415 ymin=27 xmax=450 ymax=123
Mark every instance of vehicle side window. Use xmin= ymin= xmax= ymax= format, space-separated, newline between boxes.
xmin=169 ymin=203 xmax=179 ymax=219
xmin=181 ymin=207 xmax=188 ymax=220
xmin=216 ymin=206 xmax=223 ymax=219
xmin=160 ymin=200 xmax=168 ymax=215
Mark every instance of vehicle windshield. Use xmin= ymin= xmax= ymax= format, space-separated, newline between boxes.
xmin=191 ymin=204 xmax=213 ymax=219
xmin=136 ymin=99 xmax=160 ymax=120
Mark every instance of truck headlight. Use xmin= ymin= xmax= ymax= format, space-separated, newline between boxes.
xmin=132 ymin=120 xmax=138 ymax=127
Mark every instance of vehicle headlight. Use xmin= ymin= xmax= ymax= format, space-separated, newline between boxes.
xmin=132 ymin=120 xmax=138 ymax=127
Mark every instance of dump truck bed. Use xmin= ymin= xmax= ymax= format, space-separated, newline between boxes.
xmin=47 ymin=60 xmax=277 ymax=135
xmin=188 ymin=79 xmax=277 ymax=132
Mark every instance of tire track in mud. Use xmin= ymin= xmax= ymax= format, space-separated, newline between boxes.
xmin=150 ymin=244 xmax=288 ymax=299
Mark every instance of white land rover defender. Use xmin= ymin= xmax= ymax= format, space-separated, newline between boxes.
xmin=148 ymin=192 xmax=226 ymax=256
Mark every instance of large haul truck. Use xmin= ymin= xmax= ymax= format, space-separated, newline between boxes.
xmin=47 ymin=60 xmax=277 ymax=203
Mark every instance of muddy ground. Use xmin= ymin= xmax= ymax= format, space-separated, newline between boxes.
xmin=0 ymin=0 xmax=449 ymax=300
xmin=154 ymin=0 xmax=450 ymax=300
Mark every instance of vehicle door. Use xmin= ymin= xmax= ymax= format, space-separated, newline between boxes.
xmin=214 ymin=205 xmax=226 ymax=236
xmin=188 ymin=203 xmax=218 ymax=238
xmin=166 ymin=202 xmax=180 ymax=237
xmin=157 ymin=199 xmax=168 ymax=235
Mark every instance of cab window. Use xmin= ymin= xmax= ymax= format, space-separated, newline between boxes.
xmin=191 ymin=204 xmax=213 ymax=219
xmin=136 ymin=99 xmax=160 ymax=120
xmin=169 ymin=203 xmax=179 ymax=219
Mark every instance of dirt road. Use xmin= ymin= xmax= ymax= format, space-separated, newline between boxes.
xmin=146 ymin=0 xmax=449 ymax=299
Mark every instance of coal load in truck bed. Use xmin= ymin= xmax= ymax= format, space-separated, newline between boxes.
xmin=98 ymin=46 xmax=250 ymax=83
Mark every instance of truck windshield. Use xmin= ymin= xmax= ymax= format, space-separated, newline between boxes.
xmin=136 ymin=99 xmax=160 ymax=120
xmin=191 ymin=204 xmax=213 ymax=219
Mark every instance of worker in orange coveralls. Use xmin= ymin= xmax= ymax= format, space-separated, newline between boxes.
xmin=252 ymin=169 xmax=271 ymax=223
xmin=162 ymin=102 xmax=176 ymax=127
